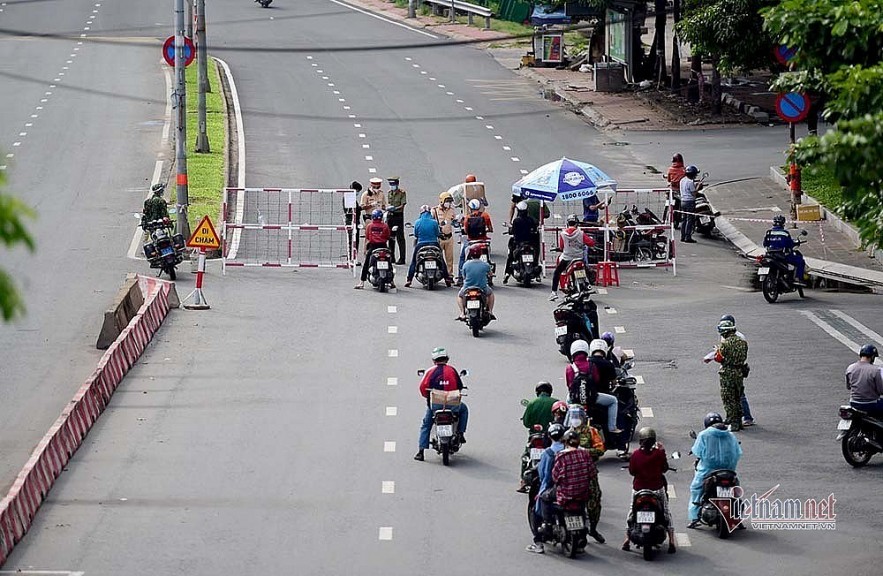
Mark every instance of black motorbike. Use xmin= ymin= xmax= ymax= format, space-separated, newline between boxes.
xmin=627 ymin=452 xmax=679 ymax=561
xmin=538 ymin=501 xmax=590 ymax=558
xmin=414 ymin=243 xmax=446 ymax=290
xmin=837 ymin=405 xmax=883 ymax=467
xmin=509 ymin=240 xmax=542 ymax=286
xmin=462 ymin=288 xmax=491 ymax=337
xmin=553 ymin=292 xmax=599 ymax=358
xmin=756 ymin=230 xmax=808 ymax=303
xmin=142 ymin=218 xmax=185 ymax=280
xmin=694 ymin=469 xmax=742 ymax=539
xmin=605 ymin=208 xmax=658 ymax=263
xmin=586 ymin=359 xmax=640 ymax=457
xmin=466 ymin=239 xmax=496 ymax=286
xmin=634 ymin=206 xmax=671 ymax=260
xmin=256 ymin=0 xmax=272 ymax=7
xmin=366 ymin=246 xmax=396 ymax=292
xmin=694 ymin=191 xmax=720 ymax=236
xmin=520 ymin=422 xmax=548 ymax=536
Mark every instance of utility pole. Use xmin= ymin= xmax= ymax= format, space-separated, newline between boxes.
xmin=186 ymin=0 xmax=193 ymax=38
xmin=195 ymin=0 xmax=210 ymax=152
xmin=408 ymin=0 xmax=416 ymax=18
xmin=174 ymin=0 xmax=191 ymax=241
xmin=670 ymin=0 xmax=681 ymax=94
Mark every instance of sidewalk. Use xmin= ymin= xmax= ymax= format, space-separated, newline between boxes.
xmin=345 ymin=1 xmax=883 ymax=287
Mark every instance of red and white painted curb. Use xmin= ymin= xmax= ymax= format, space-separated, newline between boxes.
xmin=0 ymin=276 xmax=176 ymax=566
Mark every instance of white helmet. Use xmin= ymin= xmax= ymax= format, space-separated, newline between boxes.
xmin=589 ymin=339 xmax=608 ymax=356
xmin=570 ymin=339 xmax=590 ymax=357
xmin=468 ymin=199 xmax=481 ymax=211
xmin=516 ymin=201 xmax=528 ymax=212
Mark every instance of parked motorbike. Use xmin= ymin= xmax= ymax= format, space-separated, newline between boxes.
xmin=553 ymin=292 xmax=599 ymax=358
xmin=417 ymin=368 xmax=469 ymax=466
xmin=756 ymin=230 xmax=808 ymax=303
xmin=837 ymin=405 xmax=883 ymax=467
xmin=255 ymin=0 xmax=272 ymax=7
xmin=462 ymin=287 xmax=491 ymax=337
xmin=628 ymin=452 xmax=679 ymax=561
xmin=694 ymin=190 xmax=720 ymax=236
xmin=366 ymin=245 xmax=396 ymax=292
xmin=607 ymin=207 xmax=660 ymax=263
xmin=140 ymin=216 xmax=185 ymax=280
xmin=633 ymin=206 xmax=671 ymax=260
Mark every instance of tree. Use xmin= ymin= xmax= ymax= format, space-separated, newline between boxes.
xmin=0 ymin=168 xmax=36 ymax=321
xmin=763 ymin=0 xmax=883 ymax=249
xmin=678 ymin=0 xmax=776 ymax=113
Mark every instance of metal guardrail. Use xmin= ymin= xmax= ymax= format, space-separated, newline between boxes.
xmin=422 ymin=0 xmax=493 ymax=29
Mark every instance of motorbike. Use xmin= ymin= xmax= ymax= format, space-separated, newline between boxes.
xmin=255 ymin=0 xmax=272 ymax=7
xmin=462 ymin=287 xmax=491 ymax=337
xmin=837 ymin=405 xmax=883 ymax=467
xmin=417 ymin=369 xmax=469 ymax=466
xmin=539 ymin=501 xmax=590 ymax=558
xmin=366 ymin=245 xmax=396 ymax=292
xmin=553 ymin=292 xmax=599 ymax=358
xmin=693 ymin=190 xmax=720 ymax=236
xmin=509 ymin=240 xmax=542 ymax=286
xmin=605 ymin=207 xmax=661 ymax=263
xmin=627 ymin=452 xmax=680 ymax=561
xmin=694 ymin=468 xmax=742 ymax=539
xmin=633 ymin=206 xmax=671 ymax=260
xmin=585 ymin=359 xmax=641 ymax=457
xmin=519 ymin=420 xmax=548 ymax=534
xmin=466 ymin=239 xmax=496 ymax=286
xmin=551 ymin=248 xmax=595 ymax=295
xmin=756 ymin=229 xmax=808 ymax=303
xmin=141 ymin=216 xmax=185 ymax=280
xmin=413 ymin=243 xmax=446 ymax=290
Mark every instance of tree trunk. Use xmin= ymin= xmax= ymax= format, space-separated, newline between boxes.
xmin=711 ymin=61 xmax=722 ymax=115
xmin=688 ymin=53 xmax=701 ymax=103
xmin=670 ymin=0 xmax=681 ymax=94
xmin=655 ymin=0 xmax=667 ymax=87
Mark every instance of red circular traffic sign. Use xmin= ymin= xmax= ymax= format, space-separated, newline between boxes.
xmin=775 ymin=92 xmax=811 ymax=123
xmin=774 ymin=44 xmax=798 ymax=66
xmin=162 ymin=35 xmax=195 ymax=67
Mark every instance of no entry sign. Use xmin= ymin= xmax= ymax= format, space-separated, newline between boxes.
xmin=162 ymin=35 xmax=195 ymax=67
xmin=775 ymin=92 xmax=811 ymax=123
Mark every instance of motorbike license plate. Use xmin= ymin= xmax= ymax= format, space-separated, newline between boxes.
xmin=574 ymin=269 xmax=586 ymax=279
xmin=529 ymin=448 xmax=544 ymax=461
xmin=716 ymin=487 xmax=735 ymax=498
xmin=480 ymin=254 xmax=488 ymax=262
xmin=837 ymin=419 xmax=852 ymax=431
xmin=521 ymin=254 xmax=534 ymax=263
xmin=700 ymin=216 xmax=711 ymax=225
xmin=376 ymin=260 xmax=390 ymax=270
xmin=466 ymin=300 xmax=481 ymax=309
xmin=757 ymin=267 xmax=770 ymax=276
xmin=555 ymin=325 xmax=568 ymax=337
xmin=636 ymin=511 xmax=655 ymax=524
xmin=564 ymin=516 xmax=585 ymax=531
xmin=424 ymin=260 xmax=437 ymax=269
xmin=160 ymin=247 xmax=174 ymax=257
xmin=436 ymin=424 xmax=454 ymax=437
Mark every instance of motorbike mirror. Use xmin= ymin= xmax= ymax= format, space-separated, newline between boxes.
xmin=133 ymin=213 xmax=142 ymax=219
xmin=689 ymin=429 xmax=697 ymax=440
xmin=702 ymin=172 xmax=709 ymax=180
xmin=405 ymin=222 xmax=413 ymax=228
xmin=391 ymin=226 xmax=399 ymax=232
xmin=800 ymin=229 xmax=808 ymax=236
xmin=460 ymin=369 xmax=469 ymax=377
xmin=502 ymin=221 xmax=510 ymax=228
xmin=416 ymin=369 xmax=425 ymax=377
xmin=671 ymin=451 xmax=681 ymax=460
xmin=167 ymin=207 xmax=178 ymax=215
xmin=520 ymin=398 xmax=529 ymax=407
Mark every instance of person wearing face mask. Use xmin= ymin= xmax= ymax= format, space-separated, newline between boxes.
xmin=386 ymin=177 xmax=407 ymax=265
xmin=432 ymin=191 xmax=457 ymax=275
xmin=360 ymin=178 xmax=387 ymax=224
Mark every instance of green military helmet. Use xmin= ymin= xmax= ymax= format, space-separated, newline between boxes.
xmin=717 ymin=319 xmax=736 ymax=335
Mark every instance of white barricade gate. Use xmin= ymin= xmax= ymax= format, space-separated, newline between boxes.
xmin=221 ymin=187 xmax=357 ymax=272
xmin=541 ymin=188 xmax=676 ymax=277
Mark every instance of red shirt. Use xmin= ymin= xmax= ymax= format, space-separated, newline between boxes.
xmin=365 ymin=221 xmax=390 ymax=245
xmin=419 ymin=364 xmax=463 ymax=398
xmin=552 ymin=447 xmax=596 ymax=505
xmin=628 ymin=446 xmax=669 ymax=491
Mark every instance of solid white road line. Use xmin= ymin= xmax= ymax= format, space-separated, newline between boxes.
xmin=378 ymin=527 xmax=394 ymax=540
xmin=383 ymin=441 xmax=396 ymax=452
xmin=329 ymin=0 xmax=438 ymax=38
xmin=800 ymin=310 xmax=859 ymax=353
xmin=215 ymin=57 xmax=246 ymax=260
xmin=830 ymin=310 xmax=883 ymax=347
xmin=387 ymin=377 xmax=398 ymax=386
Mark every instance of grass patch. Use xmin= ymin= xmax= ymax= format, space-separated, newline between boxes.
xmin=801 ymin=164 xmax=844 ymax=217
xmin=173 ymin=57 xmax=226 ymax=231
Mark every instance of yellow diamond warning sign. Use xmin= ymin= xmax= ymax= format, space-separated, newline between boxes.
xmin=187 ymin=215 xmax=221 ymax=249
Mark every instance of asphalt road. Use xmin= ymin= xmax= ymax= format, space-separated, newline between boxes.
xmin=0 ymin=0 xmax=168 ymax=492
xmin=4 ymin=1 xmax=880 ymax=575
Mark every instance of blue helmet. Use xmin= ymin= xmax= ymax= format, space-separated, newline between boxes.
xmin=371 ymin=209 xmax=384 ymax=221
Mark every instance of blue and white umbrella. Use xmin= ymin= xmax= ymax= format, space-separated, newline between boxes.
xmin=512 ymin=157 xmax=617 ymax=202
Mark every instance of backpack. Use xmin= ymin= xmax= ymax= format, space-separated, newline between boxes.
xmin=569 ymin=362 xmax=599 ymax=406
xmin=465 ymin=214 xmax=487 ymax=239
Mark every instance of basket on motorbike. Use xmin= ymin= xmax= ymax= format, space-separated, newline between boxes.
xmin=430 ymin=389 xmax=462 ymax=407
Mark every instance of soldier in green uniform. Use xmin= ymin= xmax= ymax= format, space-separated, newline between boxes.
xmin=386 ymin=177 xmax=407 ymax=264
xmin=142 ymin=183 xmax=170 ymax=229
xmin=706 ymin=319 xmax=748 ymax=431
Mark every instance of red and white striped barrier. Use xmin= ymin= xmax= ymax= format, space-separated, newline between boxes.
xmin=0 ymin=276 xmax=176 ymax=567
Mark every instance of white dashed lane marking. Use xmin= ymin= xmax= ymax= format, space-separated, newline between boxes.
xmin=388 ymin=306 xmax=397 ymax=313
xmin=667 ymin=485 xmax=677 ymax=499
xmin=382 ymin=481 xmax=395 ymax=494
xmin=675 ymin=533 xmax=691 ymax=547
xmin=387 ymin=325 xmax=398 ymax=333
xmin=379 ymin=527 xmax=394 ymax=540
xmin=640 ymin=407 xmax=654 ymax=418
xmin=388 ymin=349 xmax=398 ymax=357
xmin=383 ymin=441 xmax=396 ymax=452
xmin=614 ymin=326 xmax=625 ymax=333
xmin=634 ymin=375 xmax=645 ymax=384
xmin=385 ymin=406 xmax=397 ymax=416
xmin=387 ymin=377 xmax=398 ymax=386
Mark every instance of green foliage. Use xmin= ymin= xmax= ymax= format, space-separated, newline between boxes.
xmin=800 ymin=163 xmax=843 ymax=215
xmin=678 ymin=0 xmax=776 ymax=73
xmin=0 ymin=169 xmax=36 ymax=321
xmin=764 ymin=0 xmax=883 ymax=249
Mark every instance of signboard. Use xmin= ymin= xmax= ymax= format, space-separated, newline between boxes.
xmin=520 ymin=189 xmax=558 ymax=202
xmin=606 ymin=9 xmax=627 ymax=64
xmin=162 ymin=35 xmax=195 ymax=67
xmin=774 ymin=44 xmax=798 ymax=66
xmin=775 ymin=92 xmax=811 ymax=123
xmin=187 ymin=215 xmax=221 ymax=249
xmin=541 ymin=34 xmax=563 ymax=63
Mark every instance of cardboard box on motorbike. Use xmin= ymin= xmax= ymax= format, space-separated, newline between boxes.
xmin=448 ymin=182 xmax=487 ymax=212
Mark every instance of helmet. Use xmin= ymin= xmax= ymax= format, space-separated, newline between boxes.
xmin=600 ymin=331 xmax=615 ymax=347
xmin=772 ymin=215 xmax=786 ymax=227
xmin=563 ymin=429 xmax=582 ymax=446
xmin=465 ymin=174 xmax=477 ymax=183
xmin=468 ymin=199 xmax=481 ymax=211
xmin=552 ymin=400 xmax=569 ymax=416
xmin=589 ymin=339 xmax=609 ymax=356
xmin=548 ymin=423 xmax=566 ymax=442
xmin=420 ymin=204 xmax=431 ymax=214
xmin=704 ymin=412 xmax=724 ymax=429
xmin=468 ymin=244 xmax=483 ymax=259
xmin=350 ymin=180 xmax=363 ymax=192
xmin=566 ymin=213 xmax=579 ymax=226
xmin=535 ymin=381 xmax=553 ymax=396
xmin=717 ymin=319 xmax=736 ymax=335
xmin=439 ymin=191 xmax=453 ymax=202
xmin=516 ymin=201 xmax=529 ymax=212
xmin=638 ymin=427 xmax=657 ymax=447
xmin=371 ymin=209 xmax=384 ymax=220
xmin=685 ymin=165 xmax=699 ymax=178
xmin=431 ymin=347 xmax=448 ymax=361
xmin=570 ymin=339 xmax=590 ymax=358
xmin=720 ymin=314 xmax=735 ymax=324
xmin=151 ymin=183 xmax=165 ymax=195
xmin=565 ymin=404 xmax=587 ymax=429
xmin=859 ymin=344 xmax=879 ymax=359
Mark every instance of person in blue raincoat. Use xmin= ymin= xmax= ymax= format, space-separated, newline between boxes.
xmin=687 ymin=412 xmax=742 ymax=528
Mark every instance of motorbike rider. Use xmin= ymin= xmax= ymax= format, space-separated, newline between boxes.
xmin=550 ymin=214 xmax=596 ymax=301
xmin=431 ymin=191 xmax=457 ymax=275
xmin=458 ymin=198 xmax=494 ymax=284
xmin=405 ymin=205 xmax=452 ymax=288
xmin=687 ymin=412 xmax=742 ymax=529
xmin=704 ymin=319 xmax=748 ymax=431
xmin=517 ymin=382 xmax=559 ymax=493
xmin=414 ymin=347 xmax=469 ymax=462
xmin=719 ymin=314 xmax=755 ymax=427
xmin=456 ymin=244 xmax=496 ymax=321
xmin=600 ymin=331 xmax=624 ymax=369
xmin=762 ymin=214 xmax=807 ymax=286
xmin=142 ymin=183 xmax=170 ymax=230
xmin=622 ymin=428 xmax=676 ymax=554
xmin=566 ymin=339 xmax=622 ymax=435
xmin=359 ymin=177 xmax=387 ymax=223
xmin=846 ymin=344 xmax=883 ymax=417
xmin=679 ymin=165 xmax=701 ymax=243
xmin=503 ymin=200 xmax=539 ymax=284
xmin=527 ymin=423 xmax=567 ymax=554
xmin=354 ymin=209 xmax=393 ymax=290
xmin=386 ymin=177 xmax=407 ymax=265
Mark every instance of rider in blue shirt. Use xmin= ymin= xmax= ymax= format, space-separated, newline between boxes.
xmin=406 ymin=206 xmax=451 ymax=287
xmin=762 ymin=215 xmax=806 ymax=285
